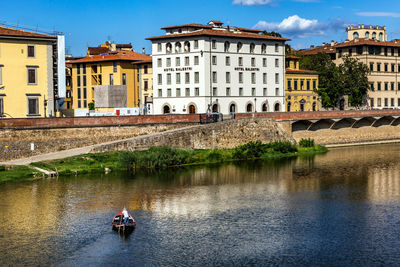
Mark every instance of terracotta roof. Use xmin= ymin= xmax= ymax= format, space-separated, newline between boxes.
xmin=135 ymin=58 xmax=152 ymax=64
xmin=161 ymin=23 xmax=213 ymax=30
xmin=298 ymin=44 xmax=336 ymax=55
xmin=87 ymin=46 xmax=110 ymax=55
xmin=285 ymin=68 xmax=319 ymax=74
xmin=286 ymin=55 xmax=300 ymax=59
xmin=69 ymin=51 xmax=152 ymax=64
xmin=209 ymin=20 xmax=223 ymax=24
xmin=116 ymin=43 xmax=132 ymax=48
xmin=335 ymin=38 xmax=400 ymax=48
xmin=147 ymin=28 xmax=289 ymax=41
xmin=0 ymin=26 xmax=56 ymax=39
xmin=231 ymin=27 xmax=262 ymax=33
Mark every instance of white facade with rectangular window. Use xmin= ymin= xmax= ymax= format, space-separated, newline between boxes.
xmin=148 ymin=21 xmax=287 ymax=114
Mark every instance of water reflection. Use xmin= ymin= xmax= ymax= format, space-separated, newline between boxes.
xmin=1 ymin=144 xmax=400 ymax=265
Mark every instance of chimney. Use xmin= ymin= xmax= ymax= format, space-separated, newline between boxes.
xmin=310 ymin=45 xmax=314 ymax=48
xmin=331 ymin=40 xmax=335 ymax=46
xmin=142 ymin=48 xmax=146 ymax=54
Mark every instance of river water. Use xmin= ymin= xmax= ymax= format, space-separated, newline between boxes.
xmin=2 ymin=144 xmax=400 ymax=266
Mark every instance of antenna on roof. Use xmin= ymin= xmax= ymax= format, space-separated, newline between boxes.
xmin=0 ymin=21 xmax=64 ymax=35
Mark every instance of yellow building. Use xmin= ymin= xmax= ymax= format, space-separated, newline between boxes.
xmin=134 ymin=58 xmax=153 ymax=114
xmin=0 ymin=26 xmax=64 ymax=118
xmin=69 ymin=50 xmax=151 ymax=112
xmin=285 ymin=56 xmax=319 ymax=112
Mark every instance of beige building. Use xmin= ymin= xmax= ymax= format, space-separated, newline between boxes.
xmin=300 ymin=25 xmax=400 ymax=109
xmin=134 ymin=58 xmax=153 ymax=114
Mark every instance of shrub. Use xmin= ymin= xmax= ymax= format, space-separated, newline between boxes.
xmin=267 ymin=141 xmax=298 ymax=153
xmin=0 ymin=165 xmax=5 ymax=171
xmin=206 ymin=150 xmax=224 ymax=162
xmin=233 ymin=141 xmax=268 ymax=159
xmin=299 ymin=138 xmax=315 ymax=148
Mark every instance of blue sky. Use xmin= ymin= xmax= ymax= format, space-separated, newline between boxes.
xmin=2 ymin=0 xmax=400 ymax=56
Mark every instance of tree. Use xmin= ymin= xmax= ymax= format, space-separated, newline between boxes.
xmin=299 ymin=53 xmax=370 ymax=108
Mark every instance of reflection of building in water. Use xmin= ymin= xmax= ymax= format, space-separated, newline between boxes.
xmin=368 ymin=164 xmax=400 ymax=202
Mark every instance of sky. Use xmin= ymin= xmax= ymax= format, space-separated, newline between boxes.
xmin=2 ymin=0 xmax=400 ymax=56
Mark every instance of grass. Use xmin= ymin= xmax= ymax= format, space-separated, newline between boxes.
xmin=0 ymin=140 xmax=328 ymax=183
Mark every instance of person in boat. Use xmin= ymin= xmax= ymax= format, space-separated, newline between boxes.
xmin=122 ymin=209 xmax=129 ymax=224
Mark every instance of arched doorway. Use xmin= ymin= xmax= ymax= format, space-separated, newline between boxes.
xmin=299 ymin=99 xmax=305 ymax=112
xmin=212 ymin=104 xmax=218 ymax=113
xmin=188 ymin=104 xmax=196 ymax=114
xmin=287 ymin=101 xmax=291 ymax=112
xmin=262 ymin=103 xmax=268 ymax=112
xmin=163 ymin=105 xmax=170 ymax=114
xmin=229 ymin=104 xmax=236 ymax=113
xmin=274 ymin=103 xmax=280 ymax=112
xmin=312 ymin=102 xmax=316 ymax=111
xmin=246 ymin=103 xmax=253 ymax=112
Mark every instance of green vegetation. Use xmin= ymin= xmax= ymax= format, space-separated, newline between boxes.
xmin=0 ymin=140 xmax=327 ymax=183
xmin=300 ymin=53 xmax=370 ymax=108
xmin=299 ymin=138 xmax=315 ymax=148
xmin=0 ymin=165 xmax=43 ymax=183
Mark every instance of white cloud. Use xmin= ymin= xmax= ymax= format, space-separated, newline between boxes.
xmin=356 ymin=12 xmax=400 ymax=18
xmin=232 ymin=0 xmax=275 ymax=5
xmin=254 ymin=15 xmax=324 ymax=38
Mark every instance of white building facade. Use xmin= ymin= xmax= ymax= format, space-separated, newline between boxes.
xmin=147 ymin=21 xmax=288 ymax=115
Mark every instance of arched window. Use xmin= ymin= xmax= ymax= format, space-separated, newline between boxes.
xmin=261 ymin=44 xmax=266 ymax=54
xmin=166 ymin=43 xmax=172 ymax=54
xmin=163 ymin=105 xmax=170 ymax=114
xmin=299 ymin=99 xmax=305 ymax=112
xmin=212 ymin=104 xmax=218 ymax=113
xmin=250 ymin=43 xmax=255 ymax=53
xmin=365 ymin=31 xmax=370 ymax=38
xmin=262 ymin=103 xmax=268 ymax=112
xmin=237 ymin=42 xmax=243 ymax=53
xmin=379 ymin=32 xmax=383 ymax=41
xmin=274 ymin=103 xmax=280 ymax=112
xmin=246 ymin=103 xmax=253 ymax=112
xmin=287 ymin=102 xmax=291 ymax=112
xmin=188 ymin=104 xmax=196 ymax=114
xmin=312 ymin=102 xmax=316 ymax=111
xmin=184 ymin=41 xmax=190 ymax=52
xmin=175 ymin=42 xmax=182 ymax=53
xmin=229 ymin=104 xmax=236 ymax=113
xmin=353 ymin=32 xmax=359 ymax=39
xmin=372 ymin=32 xmax=377 ymax=39
xmin=224 ymin=41 xmax=230 ymax=52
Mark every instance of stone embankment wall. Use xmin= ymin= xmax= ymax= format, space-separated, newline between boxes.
xmin=0 ymin=124 xmax=189 ymax=161
xmin=92 ymin=118 xmax=294 ymax=153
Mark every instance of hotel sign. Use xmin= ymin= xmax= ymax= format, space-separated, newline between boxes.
xmin=235 ymin=67 xmax=260 ymax=71
xmin=164 ymin=67 xmax=193 ymax=72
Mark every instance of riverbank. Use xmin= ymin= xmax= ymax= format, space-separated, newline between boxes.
xmin=0 ymin=141 xmax=327 ymax=183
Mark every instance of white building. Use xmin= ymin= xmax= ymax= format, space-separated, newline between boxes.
xmin=147 ymin=20 xmax=289 ymax=115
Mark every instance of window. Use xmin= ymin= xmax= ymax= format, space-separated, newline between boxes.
xmin=185 ymin=72 xmax=190 ymax=84
xmin=377 ymin=63 xmax=381 ymax=72
xmin=27 ymin=97 xmax=39 ymax=115
xmin=195 ymin=87 xmax=199 ymax=96
xmin=287 ymin=80 xmax=291 ymax=90
xmin=27 ymin=68 xmax=37 ymax=84
xmin=263 ymin=73 xmax=267 ymax=84
xmin=224 ymin=41 xmax=230 ymax=52
xmin=0 ymin=98 xmax=3 ymax=116
xmin=251 ymin=88 xmax=255 ymax=96
xmin=175 ymin=42 xmax=182 ymax=53
xmin=83 ymin=76 xmax=87 ymax=86
xmin=251 ymin=73 xmax=256 ymax=84
xmin=166 ymin=43 xmax=172 ymax=53
xmin=195 ymin=72 xmax=199 ymax=83
xmin=338 ymin=49 xmax=342 ymax=58
xmin=0 ymin=66 xmax=2 ymax=85
xmin=83 ymin=100 xmax=87 ymax=108
xmin=176 ymin=73 xmax=181 ymax=84
xmin=239 ymin=87 xmax=243 ymax=96
xmin=237 ymin=42 xmax=242 ymax=52
xmin=226 ymin=87 xmax=231 ymax=96
xmin=184 ymin=41 xmax=190 ymax=52
xmin=263 ymin=58 xmax=267 ymax=67
xmin=391 ymin=98 xmax=395 ymax=106
xmin=398 ymin=98 xmax=400 ymax=107
xmin=144 ymin=80 xmax=148 ymax=90
xmin=212 ymin=56 xmax=217 ymax=65
xmin=349 ymin=48 xmax=352 ymax=56
xmin=275 ymin=44 xmax=279 ymax=52
xmin=186 ymin=88 xmax=190 ymax=96
xmin=194 ymin=40 xmax=199 ymax=49
xmin=384 ymin=48 xmax=388 ymax=56
xmin=391 ymin=82 xmax=395 ymax=91
xmin=275 ymin=58 xmax=279 ymax=67
xmin=194 ymin=56 xmax=199 ymax=65
xmin=212 ymin=72 xmax=217 ymax=83
xmin=239 ymin=72 xmax=243 ymax=83
xmin=398 ymin=82 xmax=400 ymax=91
xmin=185 ymin=56 xmax=189 ymax=66
xmin=77 ymin=64 xmax=81 ymax=75
xmin=83 ymin=88 xmax=87 ymax=99
xmin=300 ymin=80 xmax=304 ymax=90
xmin=377 ymin=82 xmax=381 ymax=90
xmin=238 ymin=57 xmax=243 ymax=66
xmin=212 ymin=87 xmax=217 ymax=96
xmin=109 ymin=74 xmax=114 ymax=85
xmin=158 ymin=89 xmax=162 ymax=97
xmin=294 ymin=80 xmax=298 ymax=90
xmin=166 ymin=58 xmax=171 ymax=67
xmin=275 ymin=88 xmax=279 ymax=96
xmin=212 ymin=40 xmax=216 ymax=49
xmin=77 ymin=76 xmax=81 ymax=87
xmin=313 ymin=80 xmax=317 ymax=90
xmin=221 ymin=72 xmax=229 ymax=85
xmin=157 ymin=58 xmax=162 ymax=67
xmin=377 ymin=98 xmax=381 ymax=107
xmin=370 ymin=63 xmax=374 ymax=72
xmin=77 ymin=100 xmax=81 ymax=108
xmin=158 ymin=74 xmax=162 ymax=85
xmin=392 ymin=48 xmax=395 ymax=56
xmin=357 ymin=46 xmax=363 ymax=55
xmin=167 ymin=88 xmax=171 ymax=97
xmin=82 ymin=64 xmax=86 ymax=74
xmin=370 ymin=98 xmax=374 ymax=107
xmin=384 ymin=98 xmax=388 ymax=107
xmin=226 ymin=56 xmax=230 ymax=66
xmin=263 ymin=88 xmax=267 ymax=96
xmin=157 ymin=43 xmax=162 ymax=52
xmin=251 ymin=57 xmax=255 ymax=67
xmin=27 ymin=45 xmax=35 ymax=57
xmin=261 ymin=44 xmax=266 ymax=54
xmin=385 ymin=83 xmax=388 ymax=91
xmin=176 ymin=88 xmax=181 ymax=97
xmin=250 ymin=43 xmax=255 ymax=53
xmin=306 ymin=80 xmax=310 ymax=90
xmin=167 ymin=73 xmax=171 ymax=85
xmin=122 ymin=74 xmax=126 ymax=85
xmin=385 ymin=64 xmax=388 ymax=72
xmin=370 ymin=83 xmax=374 ymax=91
xmin=392 ymin=64 xmax=395 ymax=72
xmin=113 ymin=62 xmax=117 ymax=72
xmin=77 ymin=88 xmax=81 ymax=99
xmin=275 ymin=73 xmax=279 ymax=84
xmin=176 ymin=57 xmax=180 ymax=66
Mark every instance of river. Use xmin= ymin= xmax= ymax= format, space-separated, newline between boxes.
xmin=1 ymin=144 xmax=400 ymax=266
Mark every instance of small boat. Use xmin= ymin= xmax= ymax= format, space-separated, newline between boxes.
xmin=112 ymin=208 xmax=136 ymax=234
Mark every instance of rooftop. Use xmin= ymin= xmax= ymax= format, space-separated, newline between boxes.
xmin=0 ymin=25 xmax=56 ymax=39
xmin=68 ymin=51 xmax=151 ymax=64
